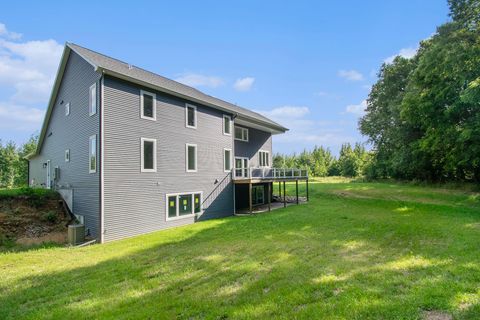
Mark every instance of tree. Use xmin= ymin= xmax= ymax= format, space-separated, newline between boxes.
xmin=359 ymin=0 xmax=480 ymax=182
xmin=0 ymin=135 xmax=38 ymax=188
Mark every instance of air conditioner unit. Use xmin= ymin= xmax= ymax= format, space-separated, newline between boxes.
xmin=68 ymin=224 xmax=85 ymax=245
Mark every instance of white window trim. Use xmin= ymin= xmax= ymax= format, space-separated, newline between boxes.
xmin=141 ymin=137 xmax=157 ymax=173
xmin=89 ymin=135 xmax=97 ymax=173
xmin=140 ymin=90 xmax=157 ymax=121
xmin=89 ymin=83 xmax=97 ymax=116
xmin=234 ymin=126 xmax=249 ymax=142
xmin=185 ymin=103 xmax=197 ymax=129
xmin=65 ymin=102 xmax=70 ymax=116
xmin=223 ymin=115 xmax=232 ymax=136
xmin=165 ymin=191 xmax=203 ymax=221
xmin=186 ymin=143 xmax=198 ymax=172
xmin=259 ymin=150 xmax=270 ymax=167
xmin=224 ymin=148 xmax=232 ymax=172
xmin=65 ymin=149 xmax=70 ymax=162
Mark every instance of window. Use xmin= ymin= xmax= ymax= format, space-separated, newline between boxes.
xmin=186 ymin=143 xmax=197 ymax=172
xmin=223 ymin=115 xmax=232 ymax=135
xmin=166 ymin=192 xmax=202 ymax=221
xmin=141 ymin=138 xmax=157 ymax=172
xmin=65 ymin=103 xmax=70 ymax=116
xmin=167 ymin=196 xmax=177 ymax=219
xmin=224 ymin=148 xmax=232 ymax=172
xmin=234 ymin=126 xmax=249 ymax=142
xmin=89 ymin=135 xmax=96 ymax=173
xmin=89 ymin=83 xmax=97 ymax=116
xmin=140 ymin=90 xmax=156 ymax=120
xmin=65 ymin=149 xmax=70 ymax=162
xmin=186 ymin=104 xmax=197 ymax=128
xmin=259 ymin=151 xmax=270 ymax=167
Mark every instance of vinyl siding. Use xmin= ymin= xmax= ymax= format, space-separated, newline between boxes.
xmin=28 ymin=51 xmax=101 ymax=237
xmin=234 ymin=126 xmax=272 ymax=167
xmin=102 ymin=76 xmax=234 ymax=242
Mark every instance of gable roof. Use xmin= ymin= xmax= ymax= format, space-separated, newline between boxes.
xmin=31 ymin=43 xmax=288 ymax=158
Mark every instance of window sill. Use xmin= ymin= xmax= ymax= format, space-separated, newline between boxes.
xmin=140 ymin=115 xmax=156 ymax=121
xmin=166 ymin=213 xmax=200 ymax=222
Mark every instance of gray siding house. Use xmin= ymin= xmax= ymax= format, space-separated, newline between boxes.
xmin=28 ymin=43 xmax=306 ymax=243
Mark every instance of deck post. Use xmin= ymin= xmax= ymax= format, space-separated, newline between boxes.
xmin=306 ymin=179 xmax=309 ymax=202
xmin=267 ymin=182 xmax=271 ymax=212
xmin=278 ymin=181 xmax=281 ymax=198
xmin=296 ymin=179 xmax=299 ymax=205
xmin=283 ymin=181 xmax=286 ymax=208
xmin=249 ymin=183 xmax=253 ymax=214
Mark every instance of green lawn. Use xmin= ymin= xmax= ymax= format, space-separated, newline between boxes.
xmin=1 ymin=180 xmax=480 ymax=319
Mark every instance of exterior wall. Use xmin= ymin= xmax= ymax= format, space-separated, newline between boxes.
xmin=28 ymin=51 xmax=101 ymax=237
xmin=102 ymin=76 xmax=234 ymax=242
xmin=234 ymin=126 xmax=272 ymax=167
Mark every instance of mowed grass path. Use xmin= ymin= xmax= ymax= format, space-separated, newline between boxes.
xmin=1 ymin=180 xmax=480 ymax=319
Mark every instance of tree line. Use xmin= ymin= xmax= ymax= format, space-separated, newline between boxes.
xmin=273 ymin=143 xmax=371 ymax=178
xmin=0 ymin=136 xmax=37 ymax=188
xmin=360 ymin=0 xmax=480 ymax=182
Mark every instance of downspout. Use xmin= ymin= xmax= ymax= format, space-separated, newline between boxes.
xmin=232 ymin=113 xmax=238 ymax=214
xmin=99 ymin=74 xmax=105 ymax=243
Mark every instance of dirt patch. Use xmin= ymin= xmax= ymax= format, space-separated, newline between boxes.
xmin=0 ymin=194 xmax=70 ymax=247
xmin=423 ymin=310 xmax=452 ymax=320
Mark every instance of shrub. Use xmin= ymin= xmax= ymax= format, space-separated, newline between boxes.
xmin=41 ymin=211 xmax=58 ymax=224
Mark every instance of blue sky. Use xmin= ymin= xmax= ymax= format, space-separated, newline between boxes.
xmin=0 ymin=1 xmax=449 ymax=155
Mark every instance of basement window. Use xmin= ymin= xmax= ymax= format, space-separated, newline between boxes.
xmin=140 ymin=90 xmax=156 ymax=120
xmin=166 ymin=192 xmax=202 ymax=221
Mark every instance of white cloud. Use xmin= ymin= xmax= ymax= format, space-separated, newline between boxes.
xmin=233 ymin=77 xmax=255 ymax=92
xmin=256 ymin=106 xmax=357 ymax=154
xmin=0 ymin=38 xmax=63 ymax=103
xmin=175 ymin=72 xmax=224 ymax=88
xmin=314 ymin=91 xmax=328 ymax=97
xmin=257 ymin=106 xmax=309 ymax=120
xmin=384 ymin=47 xmax=418 ymax=64
xmin=345 ymin=100 xmax=367 ymax=116
xmin=338 ymin=69 xmax=364 ymax=81
xmin=0 ymin=23 xmax=22 ymax=40
xmin=0 ymin=23 xmax=62 ymax=137
xmin=0 ymin=102 xmax=44 ymax=131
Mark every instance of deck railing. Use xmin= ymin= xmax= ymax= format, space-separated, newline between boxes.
xmin=233 ymin=167 xmax=309 ymax=180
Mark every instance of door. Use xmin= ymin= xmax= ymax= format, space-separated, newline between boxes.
xmin=46 ymin=160 xmax=51 ymax=189
xmin=235 ymin=157 xmax=249 ymax=178
xmin=252 ymin=185 xmax=265 ymax=205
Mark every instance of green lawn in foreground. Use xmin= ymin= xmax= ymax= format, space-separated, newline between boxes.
xmin=1 ymin=179 xmax=480 ymax=319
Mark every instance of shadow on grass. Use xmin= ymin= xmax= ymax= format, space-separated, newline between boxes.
xmin=1 ymin=187 xmax=480 ymax=319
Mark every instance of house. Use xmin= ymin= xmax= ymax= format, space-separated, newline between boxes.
xmin=28 ymin=43 xmax=308 ymax=243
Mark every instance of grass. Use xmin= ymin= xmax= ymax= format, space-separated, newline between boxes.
xmin=1 ymin=179 xmax=480 ymax=319
xmin=0 ymin=187 xmax=59 ymax=200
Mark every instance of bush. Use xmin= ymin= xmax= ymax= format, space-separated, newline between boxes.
xmin=41 ymin=211 xmax=58 ymax=224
